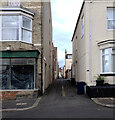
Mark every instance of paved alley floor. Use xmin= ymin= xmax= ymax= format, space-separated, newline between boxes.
xmin=2 ymin=79 xmax=115 ymax=119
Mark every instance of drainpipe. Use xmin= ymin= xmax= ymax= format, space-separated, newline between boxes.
xmin=41 ymin=0 xmax=43 ymax=96
xmin=89 ymin=0 xmax=92 ymax=84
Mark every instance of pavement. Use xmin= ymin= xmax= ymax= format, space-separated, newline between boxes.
xmin=0 ymin=97 xmax=41 ymax=112
xmin=92 ymin=97 xmax=115 ymax=108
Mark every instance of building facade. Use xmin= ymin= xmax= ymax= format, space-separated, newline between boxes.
xmin=52 ymin=44 xmax=58 ymax=80
xmin=65 ymin=49 xmax=72 ymax=80
xmin=0 ymin=0 xmax=53 ymax=99
xmin=72 ymin=0 xmax=115 ymax=86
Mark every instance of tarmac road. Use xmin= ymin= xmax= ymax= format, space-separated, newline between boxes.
xmin=2 ymin=79 xmax=114 ymax=119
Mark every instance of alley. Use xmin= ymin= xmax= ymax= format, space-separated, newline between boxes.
xmin=2 ymin=79 xmax=114 ymax=119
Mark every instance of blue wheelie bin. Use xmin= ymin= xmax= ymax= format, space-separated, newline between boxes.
xmin=77 ymin=81 xmax=86 ymax=94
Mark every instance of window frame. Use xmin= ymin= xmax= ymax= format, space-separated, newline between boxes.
xmin=0 ymin=14 xmax=32 ymax=43
xmin=101 ymin=48 xmax=115 ymax=74
xmin=107 ymin=8 xmax=115 ymax=30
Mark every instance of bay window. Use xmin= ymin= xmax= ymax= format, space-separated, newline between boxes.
xmin=0 ymin=15 xmax=32 ymax=43
xmin=101 ymin=48 xmax=115 ymax=74
xmin=2 ymin=16 xmax=19 ymax=40
xmin=107 ymin=8 xmax=115 ymax=30
xmin=22 ymin=16 xmax=32 ymax=43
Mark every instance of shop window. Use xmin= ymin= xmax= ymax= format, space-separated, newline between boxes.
xmin=0 ymin=66 xmax=10 ymax=90
xmin=0 ymin=58 xmax=37 ymax=90
xmin=11 ymin=65 xmax=34 ymax=89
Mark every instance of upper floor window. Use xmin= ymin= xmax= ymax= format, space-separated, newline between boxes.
xmin=101 ymin=48 xmax=115 ymax=74
xmin=1 ymin=15 xmax=32 ymax=43
xmin=2 ymin=16 xmax=19 ymax=40
xmin=107 ymin=8 xmax=115 ymax=30
xmin=22 ymin=16 xmax=32 ymax=43
xmin=66 ymin=54 xmax=72 ymax=59
xmin=0 ymin=7 xmax=34 ymax=43
xmin=82 ymin=15 xmax=84 ymax=36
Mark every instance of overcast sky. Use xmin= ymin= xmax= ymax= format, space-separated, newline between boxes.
xmin=51 ymin=0 xmax=83 ymax=68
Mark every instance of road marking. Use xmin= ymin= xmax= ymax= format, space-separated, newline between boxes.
xmin=61 ymin=80 xmax=65 ymax=97
xmin=0 ymin=97 xmax=41 ymax=112
xmin=16 ymin=103 xmax=27 ymax=106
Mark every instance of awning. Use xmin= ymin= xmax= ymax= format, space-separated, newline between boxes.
xmin=0 ymin=50 xmax=40 ymax=58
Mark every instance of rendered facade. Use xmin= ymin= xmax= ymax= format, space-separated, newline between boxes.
xmin=72 ymin=0 xmax=115 ymax=86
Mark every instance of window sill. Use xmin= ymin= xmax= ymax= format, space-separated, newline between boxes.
xmin=0 ymin=40 xmax=33 ymax=45
xmin=107 ymin=29 xmax=115 ymax=31
xmin=100 ymin=73 xmax=115 ymax=76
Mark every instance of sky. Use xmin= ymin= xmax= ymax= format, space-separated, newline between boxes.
xmin=51 ymin=0 xmax=83 ymax=68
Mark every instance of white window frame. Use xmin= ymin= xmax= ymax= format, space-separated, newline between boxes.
xmin=0 ymin=14 xmax=32 ymax=43
xmin=111 ymin=48 xmax=115 ymax=73
xmin=107 ymin=8 xmax=115 ymax=31
xmin=101 ymin=48 xmax=115 ymax=74
xmin=22 ymin=16 xmax=32 ymax=43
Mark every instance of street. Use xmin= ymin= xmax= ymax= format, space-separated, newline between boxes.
xmin=2 ymin=79 xmax=114 ymax=119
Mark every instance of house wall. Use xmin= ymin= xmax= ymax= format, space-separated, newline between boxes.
xmin=53 ymin=47 xmax=58 ymax=80
xmin=72 ymin=36 xmax=76 ymax=79
xmin=0 ymin=0 xmax=53 ymax=99
xmin=72 ymin=3 xmax=87 ymax=83
xmin=65 ymin=59 xmax=72 ymax=71
xmin=42 ymin=2 xmax=52 ymax=91
xmin=72 ymin=0 xmax=115 ymax=86
xmin=85 ymin=0 xmax=115 ymax=85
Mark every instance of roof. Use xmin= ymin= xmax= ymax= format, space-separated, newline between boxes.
xmin=71 ymin=1 xmax=85 ymax=42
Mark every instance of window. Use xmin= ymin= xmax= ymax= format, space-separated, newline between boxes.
xmin=2 ymin=16 xmax=19 ymax=40
xmin=112 ymin=49 xmax=115 ymax=72
xmin=67 ymin=55 xmax=72 ymax=59
xmin=0 ymin=58 xmax=36 ymax=90
xmin=107 ymin=8 xmax=115 ymax=30
xmin=22 ymin=16 xmax=32 ymax=43
xmin=1 ymin=15 xmax=32 ymax=43
xmin=101 ymin=48 xmax=115 ymax=74
xmin=102 ymin=49 xmax=110 ymax=72
xmin=82 ymin=15 xmax=84 ymax=36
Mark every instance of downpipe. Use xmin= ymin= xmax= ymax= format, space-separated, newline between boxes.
xmin=41 ymin=0 xmax=43 ymax=96
xmin=89 ymin=0 xmax=92 ymax=84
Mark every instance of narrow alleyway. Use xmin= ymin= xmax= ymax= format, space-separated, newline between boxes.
xmin=3 ymin=79 xmax=114 ymax=119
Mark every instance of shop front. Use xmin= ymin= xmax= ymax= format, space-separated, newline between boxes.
xmin=0 ymin=50 xmax=39 ymax=100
